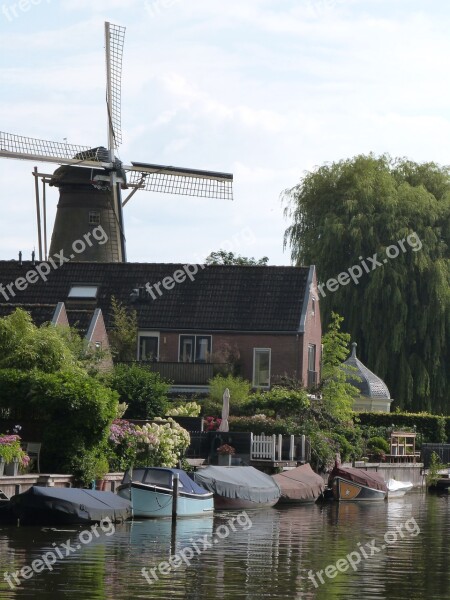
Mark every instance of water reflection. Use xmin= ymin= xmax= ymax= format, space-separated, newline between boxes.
xmin=0 ymin=493 xmax=448 ymax=599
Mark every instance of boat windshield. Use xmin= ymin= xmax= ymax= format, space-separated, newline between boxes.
xmin=122 ymin=468 xmax=185 ymax=489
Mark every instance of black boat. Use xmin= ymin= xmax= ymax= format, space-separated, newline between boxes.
xmin=9 ymin=486 xmax=132 ymax=525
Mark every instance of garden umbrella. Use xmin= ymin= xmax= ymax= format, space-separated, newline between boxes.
xmin=218 ymin=388 xmax=230 ymax=432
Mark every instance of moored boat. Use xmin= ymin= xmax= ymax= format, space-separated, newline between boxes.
xmin=9 ymin=486 xmax=132 ymax=525
xmin=116 ymin=467 xmax=214 ymax=518
xmin=329 ymin=463 xmax=388 ymax=502
xmin=272 ymin=463 xmax=325 ymax=504
xmin=193 ymin=466 xmax=281 ymax=509
xmin=387 ymin=478 xmax=413 ymax=498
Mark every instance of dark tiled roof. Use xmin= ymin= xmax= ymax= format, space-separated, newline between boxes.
xmin=0 ymin=303 xmax=56 ymax=325
xmin=0 ymin=261 xmax=311 ymax=332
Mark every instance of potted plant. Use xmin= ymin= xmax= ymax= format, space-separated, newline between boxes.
xmin=0 ymin=434 xmax=30 ymax=476
xmin=217 ymin=444 xmax=235 ymax=466
xmin=93 ymin=455 xmax=110 ymax=491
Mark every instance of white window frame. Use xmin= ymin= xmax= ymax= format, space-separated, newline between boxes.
xmin=252 ymin=348 xmax=271 ymax=389
xmin=137 ymin=331 xmax=160 ymax=361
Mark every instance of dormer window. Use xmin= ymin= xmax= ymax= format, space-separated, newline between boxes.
xmin=68 ymin=285 xmax=98 ymax=299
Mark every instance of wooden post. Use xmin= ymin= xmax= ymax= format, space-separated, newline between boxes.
xmin=277 ymin=434 xmax=282 ymax=461
xmin=289 ymin=435 xmax=295 ymax=461
xmin=301 ymin=435 xmax=306 ymax=463
xmin=272 ymin=434 xmax=276 ymax=461
xmin=172 ymin=473 xmax=179 ymax=521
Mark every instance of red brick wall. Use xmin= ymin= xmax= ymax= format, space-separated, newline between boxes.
xmin=87 ymin=310 xmax=112 ymax=370
xmin=157 ymin=331 xmax=303 ymax=386
xmin=301 ymin=269 xmax=322 ymax=385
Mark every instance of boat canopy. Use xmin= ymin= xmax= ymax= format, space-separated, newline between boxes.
xmin=193 ymin=466 xmax=281 ymax=503
xmin=123 ymin=467 xmax=211 ymax=496
xmin=10 ymin=486 xmax=132 ymax=523
xmin=329 ymin=465 xmax=388 ymax=492
xmin=272 ymin=464 xmax=325 ymax=501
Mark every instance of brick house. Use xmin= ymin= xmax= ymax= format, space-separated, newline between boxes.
xmin=0 ymin=260 xmax=321 ymax=391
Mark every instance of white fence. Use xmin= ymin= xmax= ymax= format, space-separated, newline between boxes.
xmin=250 ymin=433 xmax=307 ymax=462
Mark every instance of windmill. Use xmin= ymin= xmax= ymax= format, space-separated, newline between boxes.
xmin=0 ymin=22 xmax=233 ymax=263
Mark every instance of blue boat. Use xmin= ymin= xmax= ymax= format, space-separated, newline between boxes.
xmin=116 ymin=467 xmax=214 ymax=518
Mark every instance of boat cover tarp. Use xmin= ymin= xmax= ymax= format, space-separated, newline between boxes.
xmin=122 ymin=467 xmax=211 ymax=496
xmin=10 ymin=486 xmax=132 ymax=523
xmin=272 ymin=464 xmax=325 ymax=501
xmin=193 ymin=466 xmax=281 ymax=503
xmin=387 ymin=479 xmax=413 ymax=492
xmin=329 ymin=465 xmax=388 ymax=492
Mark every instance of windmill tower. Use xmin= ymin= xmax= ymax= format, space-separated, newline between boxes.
xmin=0 ymin=23 xmax=233 ymax=263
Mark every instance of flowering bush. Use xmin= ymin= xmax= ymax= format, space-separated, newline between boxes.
xmin=216 ymin=444 xmax=235 ymax=455
xmin=0 ymin=433 xmax=30 ymax=467
xmin=135 ymin=418 xmax=190 ymax=468
xmin=204 ymin=416 xmax=222 ymax=431
xmin=166 ymin=402 xmax=201 ymax=417
xmin=107 ymin=419 xmax=141 ymax=472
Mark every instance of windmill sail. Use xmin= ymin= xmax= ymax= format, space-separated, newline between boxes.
xmin=1 ymin=21 xmax=233 ymax=265
xmin=0 ymin=131 xmax=111 ymax=167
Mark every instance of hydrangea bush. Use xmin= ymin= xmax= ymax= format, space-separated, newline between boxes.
xmin=108 ymin=418 xmax=191 ymax=470
xmin=166 ymin=402 xmax=201 ymax=417
xmin=135 ymin=418 xmax=190 ymax=468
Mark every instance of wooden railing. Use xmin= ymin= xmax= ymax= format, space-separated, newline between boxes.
xmin=126 ymin=361 xmax=232 ymax=385
xmin=250 ymin=433 xmax=310 ymax=462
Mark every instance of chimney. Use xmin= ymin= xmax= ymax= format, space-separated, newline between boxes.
xmin=31 ymin=250 xmax=35 ymax=266
xmin=18 ymin=251 xmax=22 ymax=266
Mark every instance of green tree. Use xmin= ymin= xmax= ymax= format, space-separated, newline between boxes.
xmin=320 ymin=313 xmax=360 ymax=422
xmin=0 ymin=308 xmax=104 ymax=373
xmin=205 ymin=250 xmax=269 ymax=266
xmin=106 ymin=364 xmax=170 ymax=419
xmin=108 ymin=296 xmax=138 ymax=362
xmin=283 ymin=154 xmax=450 ymax=413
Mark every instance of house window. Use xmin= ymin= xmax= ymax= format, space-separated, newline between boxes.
xmin=138 ymin=332 xmax=160 ymax=361
xmin=179 ymin=335 xmax=212 ymax=363
xmin=308 ymin=344 xmax=316 ymax=372
xmin=253 ymin=348 xmax=271 ymax=388
xmin=89 ymin=211 xmax=100 ymax=225
xmin=95 ymin=341 xmax=102 ymax=350
xmin=311 ymin=298 xmax=316 ymax=316
xmin=68 ymin=285 xmax=98 ymax=298
xmin=307 ymin=344 xmax=317 ymax=386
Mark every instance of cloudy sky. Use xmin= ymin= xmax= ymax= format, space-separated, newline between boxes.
xmin=1 ymin=0 xmax=449 ymax=265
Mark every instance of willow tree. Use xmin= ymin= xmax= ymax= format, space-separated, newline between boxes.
xmin=284 ymin=154 xmax=450 ymax=413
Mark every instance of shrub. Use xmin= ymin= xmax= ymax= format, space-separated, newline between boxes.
xmin=107 ymin=364 xmax=170 ymax=419
xmin=135 ymin=418 xmax=190 ymax=467
xmin=251 ymin=386 xmax=310 ymax=419
xmin=207 ymin=375 xmax=251 ymax=409
xmin=367 ymin=436 xmax=390 ymax=453
xmin=426 ymin=452 xmax=447 ymax=487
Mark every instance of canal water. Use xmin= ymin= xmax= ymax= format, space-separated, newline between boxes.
xmin=0 ymin=491 xmax=448 ymax=599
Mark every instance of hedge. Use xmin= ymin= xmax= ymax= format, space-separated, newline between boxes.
xmin=355 ymin=412 xmax=448 ymax=443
